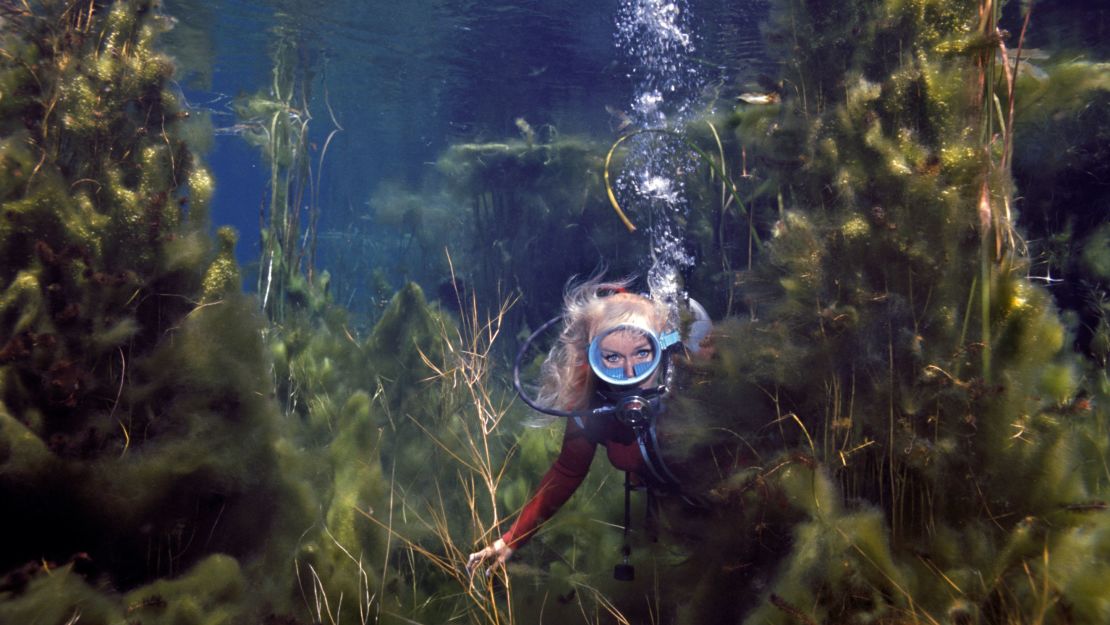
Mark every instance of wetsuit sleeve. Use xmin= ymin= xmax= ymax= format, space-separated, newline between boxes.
xmin=501 ymin=418 xmax=596 ymax=550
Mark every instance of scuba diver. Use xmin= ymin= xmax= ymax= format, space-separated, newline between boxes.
xmin=466 ymin=277 xmax=711 ymax=578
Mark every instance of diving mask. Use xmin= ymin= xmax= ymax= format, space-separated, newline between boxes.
xmin=587 ymin=324 xmax=681 ymax=387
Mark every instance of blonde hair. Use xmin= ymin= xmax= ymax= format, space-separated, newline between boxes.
xmin=534 ymin=277 xmax=672 ymax=413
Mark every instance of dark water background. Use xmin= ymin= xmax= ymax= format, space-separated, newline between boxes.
xmin=158 ymin=0 xmax=1108 ymax=319
xmin=161 ymin=0 xmax=775 ymax=302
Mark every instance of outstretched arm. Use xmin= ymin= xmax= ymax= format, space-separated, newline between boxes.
xmin=467 ymin=418 xmax=596 ymax=575
xmin=502 ymin=418 xmax=596 ymax=547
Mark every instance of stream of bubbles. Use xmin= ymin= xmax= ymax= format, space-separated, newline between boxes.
xmin=614 ymin=0 xmax=704 ymax=317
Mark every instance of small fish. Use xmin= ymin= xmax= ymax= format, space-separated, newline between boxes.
xmin=605 ymin=105 xmax=634 ymax=132
xmin=1005 ymin=47 xmax=1051 ymax=60
xmin=996 ymin=48 xmax=1048 ymax=80
xmin=515 ymin=117 xmax=536 ymax=145
xmin=737 ymin=92 xmax=780 ymax=105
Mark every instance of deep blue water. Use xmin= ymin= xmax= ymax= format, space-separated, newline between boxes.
xmin=162 ymin=0 xmax=773 ymax=293
xmin=162 ymin=0 xmax=1108 ymax=321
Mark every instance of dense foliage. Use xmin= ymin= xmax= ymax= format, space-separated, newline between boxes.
xmin=0 ymin=1 xmax=1107 ymax=624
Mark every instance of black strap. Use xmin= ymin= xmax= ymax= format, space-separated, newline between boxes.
xmin=513 ymin=315 xmax=618 ymax=421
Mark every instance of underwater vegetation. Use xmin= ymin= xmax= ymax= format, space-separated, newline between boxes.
xmin=249 ymin=0 xmax=1110 ymax=621
xmin=648 ymin=0 xmax=1110 ymax=623
xmin=433 ymin=129 xmax=642 ymax=329
xmin=0 ymin=0 xmax=306 ymax=622
xmin=307 ymin=121 xmax=645 ymax=335
xmin=328 ymin=121 xmax=654 ymax=331
xmin=230 ymin=30 xmax=341 ymax=325
xmin=1010 ymin=63 xmax=1110 ymax=367
xmin=1 ymin=0 xmax=1108 ymax=624
xmin=0 ymin=4 xmax=505 ymax=624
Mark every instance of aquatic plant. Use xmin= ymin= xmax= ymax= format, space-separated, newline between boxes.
xmin=357 ymin=180 xmax=461 ymax=292
xmin=0 ymin=1 xmax=312 ymax=622
xmin=635 ymin=0 xmax=1110 ymax=623
xmin=372 ymin=277 xmax=524 ymax=624
xmin=6 ymin=1 xmax=1104 ymax=624
xmin=365 ymin=265 xmax=672 ymax=625
xmin=432 ymin=133 xmax=642 ymax=333
xmin=1010 ymin=62 xmax=1110 ymax=367
xmin=601 ymin=119 xmax=767 ymax=318
xmin=232 ymin=30 xmax=342 ymax=324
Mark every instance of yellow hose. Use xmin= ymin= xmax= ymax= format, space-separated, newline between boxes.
xmin=603 ymin=132 xmax=638 ymax=232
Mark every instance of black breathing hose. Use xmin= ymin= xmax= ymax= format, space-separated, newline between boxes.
xmin=512 ymin=315 xmax=616 ymax=419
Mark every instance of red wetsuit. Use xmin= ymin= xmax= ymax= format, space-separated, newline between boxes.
xmin=501 ymin=414 xmax=646 ymax=549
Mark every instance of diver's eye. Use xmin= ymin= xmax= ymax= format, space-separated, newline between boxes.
xmin=634 ymin=349 xmax=653 ymax=360
xmin=603 ymin=353 xmax=623 ymax=365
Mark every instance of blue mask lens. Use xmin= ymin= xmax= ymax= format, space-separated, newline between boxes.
xmin=588 ymin=325 xmax=667 ymax=386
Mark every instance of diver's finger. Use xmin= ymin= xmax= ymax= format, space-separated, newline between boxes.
xmin=466 ymin=549 xmax=488 ymax=575
xmin=484 ymin=557 xmax=509 ymax=579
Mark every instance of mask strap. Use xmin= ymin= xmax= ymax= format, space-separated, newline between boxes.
xmin=658 ymin=329 xmax=681 ymax=350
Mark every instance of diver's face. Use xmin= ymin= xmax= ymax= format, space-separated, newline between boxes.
xmin=597 ymin=328 xmax=656 ymax=386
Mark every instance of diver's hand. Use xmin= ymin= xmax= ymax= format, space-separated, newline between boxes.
xmin=466 ymin=538 xmax=513 ymax=577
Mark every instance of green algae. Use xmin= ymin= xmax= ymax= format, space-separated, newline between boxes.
xmin=364 ymin=132 xmax=642 ymax=331
xmin=637 ymin=1 xmax=1110 ymax=623
xmin=372 ymin=0 xmax=1105 ymax=623
xmin=1 ymin=1 xmax=1107 ymax=624
xmin=0 ymin=2 xmax=308 ymax=622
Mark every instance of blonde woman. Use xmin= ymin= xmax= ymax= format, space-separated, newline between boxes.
xmin=467 ymin=278 xmax=710 ymax=576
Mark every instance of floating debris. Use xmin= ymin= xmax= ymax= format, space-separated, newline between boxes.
xmin=737 ymin=91 xmax=781 ymax=104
